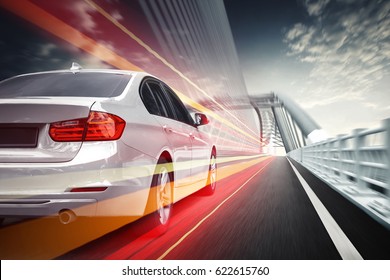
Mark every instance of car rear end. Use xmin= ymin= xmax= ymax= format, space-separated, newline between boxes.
xmin=0 ymin=69 xmax=155 ymax=223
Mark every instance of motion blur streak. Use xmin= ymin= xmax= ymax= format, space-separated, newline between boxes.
xmin=104 ymin=156 xmax=274 ymax=260
xmin=0 ymin=155 xmax=263 ymax=195
xmin=84 ymin=0 xmax=259 ymax=140
xmin=0 ymin=0 xmax=142 ymax=71
xmin=0 ymin=156 xmax=271 ymax=259
xmin=157 ymin=159 xmax=273 ymax=260
xmin=175 ymin=90 xmax=261 ymax=144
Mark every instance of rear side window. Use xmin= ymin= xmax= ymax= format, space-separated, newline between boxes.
xmin=162 ymin=85 xmax=194 ymax=125
xmin=140 ymin=80 xmax=175 ymax=119
xmin=140 ymin=82 xmax=162 ymax=116
xmin=149 ymin=83 xmax=176 ymax=119
xmin=0 ymin=72 xmax=131 ymax=98
xmin=140 ymin=78 xmax=194 ymax=126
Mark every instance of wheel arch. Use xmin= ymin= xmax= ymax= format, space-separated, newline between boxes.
xmin=143 ymin=149 xmax=174 ymax=220
xmin=159 ymin=150 xmax=173 ymax=163
xmin=211 ymin=145 xmax=217 ymax=156
xmin=157 ymin=150 xmax=175 ymax=195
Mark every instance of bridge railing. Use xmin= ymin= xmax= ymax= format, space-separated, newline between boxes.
xmin=288 ymin=118 xmax=390 ymax=228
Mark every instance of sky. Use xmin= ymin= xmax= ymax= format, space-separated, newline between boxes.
xmin=224 ymin=0 xmax=390 ymax=137
xmin=0 ymin=0 xmax=388 ymax=140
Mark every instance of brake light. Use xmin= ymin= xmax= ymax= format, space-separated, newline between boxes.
xmin=49 ymin=118 xmax=87 ymax=142
xmin=69 ymin=187 xmax=108 ymax=192
xmin=49 ymin=111 xmax=125 ymax=142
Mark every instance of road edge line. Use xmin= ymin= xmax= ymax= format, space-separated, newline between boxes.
xmin=287 ymin=158 xmax=363 ymax=260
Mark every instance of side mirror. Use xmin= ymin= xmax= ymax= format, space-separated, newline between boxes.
xmin=194 ymin=113 xmax=209 ymax=126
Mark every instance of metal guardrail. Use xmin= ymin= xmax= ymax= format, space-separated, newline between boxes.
xmin=288 ymin=118 xmax=390 ymax=228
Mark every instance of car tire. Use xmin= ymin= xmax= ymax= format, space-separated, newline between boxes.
xmin=202 ymin=151 xmax=217 ymax=196
xmin=146 ymin=157 xmax=173 ymax=234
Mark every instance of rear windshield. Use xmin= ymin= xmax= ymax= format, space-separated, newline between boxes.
xmin=0 ymin=72 xmax=131 ymax=98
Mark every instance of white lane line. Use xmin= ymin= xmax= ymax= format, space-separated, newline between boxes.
xmin=157 ymin=159 xmax=273 ymax=260
xmin=288 ymin=159 xmax=363 ymax=260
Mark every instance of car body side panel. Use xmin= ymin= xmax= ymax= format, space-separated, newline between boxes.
xmin=151 ymin=116 xmax=192 ymax=188
xmin=190 ymin=127 xmax=213 ymax=188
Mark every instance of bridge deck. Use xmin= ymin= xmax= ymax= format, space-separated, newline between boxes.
xmin=56 ymin=156 xmax=389 ymax=260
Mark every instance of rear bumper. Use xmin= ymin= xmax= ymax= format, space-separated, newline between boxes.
xmin=0 ymin=198 xmax=97 ymax=217
xmin=0 ymin=182 xmax=153 ymax=219
xmin=0 ymin=141 xmax=156 ymax=219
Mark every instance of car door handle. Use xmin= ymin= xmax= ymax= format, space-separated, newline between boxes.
xmin=163 ymin=125 xmax=173 ymax=133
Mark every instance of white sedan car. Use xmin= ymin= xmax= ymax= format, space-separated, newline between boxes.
xmin=0 ymin=64 xmax=217 ymax=229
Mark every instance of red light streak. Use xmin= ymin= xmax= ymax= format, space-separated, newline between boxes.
xmin=104 ymin=157 xmax=274 ymax=260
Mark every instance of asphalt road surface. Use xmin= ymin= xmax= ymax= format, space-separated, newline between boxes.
xmin=58 ymin=156 xmax=390 ymax=260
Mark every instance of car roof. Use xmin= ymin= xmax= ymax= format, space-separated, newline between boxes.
xmin=0 ymin=67 xmax=159 ymax=101
xmin=10 ymin=68 xmax=143 ymax=78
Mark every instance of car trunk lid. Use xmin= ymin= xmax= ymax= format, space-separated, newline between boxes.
xmin=0 ymin=98 xmax=94 ymax=163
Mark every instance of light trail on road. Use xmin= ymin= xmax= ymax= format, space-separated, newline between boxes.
xmin=0 ymin=156 xmax=272 ymax=259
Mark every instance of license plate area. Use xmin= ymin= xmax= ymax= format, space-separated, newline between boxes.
xmin=0 ymin=127 xmax=39 ymax=148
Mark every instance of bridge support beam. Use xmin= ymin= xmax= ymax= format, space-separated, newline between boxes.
xmin=275 ymin=93 xmax=320 ymax=137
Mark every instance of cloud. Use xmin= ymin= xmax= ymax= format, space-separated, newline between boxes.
xmin=66 ymin=1 xmax=124 ymax=33
xmin=38 ymin=43 xmax=57 ymax=57
xmin=77 ymin=56 xmax=112 ymax=69
xmin=285 ymin=24 xmax=316 ymax=56
xmin=285 ymin=23 xmax=308 ymax=41
xmin=302 ymin=0 xmax=330 ymax=16
xmin=68 ymin=1 xmax=98 ymax=33
xmin=111 ymin=10 xmax=123 ymax=21
xmin=69 ymin=1 xmax=124 ymax=33
xmin=284 ymin=0 xmax=390 ymax=111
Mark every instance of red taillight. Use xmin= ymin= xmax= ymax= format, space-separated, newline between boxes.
xmin=49 ymin=118 xmax=87 ymax=142
xmin=69 ymin=187 xmax=108 ymax=192
xmin=84 ymin=111 xmax=125 ymax=141
xmin=49 ymin=111 xmax=125 ymax=142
